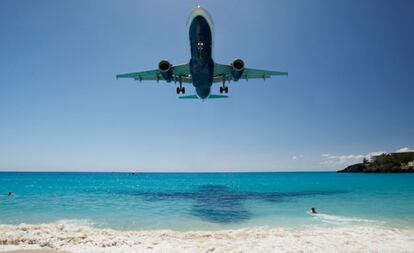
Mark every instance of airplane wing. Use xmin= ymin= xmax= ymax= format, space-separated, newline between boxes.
xmin=116 ymin=64 xmax=192 ymax=83
xmin=213 ymin=63 xmax=288 ymax=83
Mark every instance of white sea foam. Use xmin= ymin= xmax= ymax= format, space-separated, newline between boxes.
xmin=0 ymin=220 xmax=414 ymax=253
xmin=309 ymin=212 xmax=380 ymax=225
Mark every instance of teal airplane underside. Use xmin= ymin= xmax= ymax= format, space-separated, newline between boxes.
xmin=116 ymin=6 xmax=288 ymax=100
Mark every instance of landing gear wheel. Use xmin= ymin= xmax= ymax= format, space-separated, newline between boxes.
xmin=176 ymin=87 xmax=180 ymax=94
xmin=224 ymin=86 xmax=229 ymax=93
xmin=181 ymin=87 xmax=185 ymax=94
xmin=220 ymin=87 xmax=223 ymax=93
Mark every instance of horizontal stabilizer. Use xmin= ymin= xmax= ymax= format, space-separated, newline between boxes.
xmin=209 ymin=94 xmax=228 ymax=99
xmin=178 ymin=94 xmax=228 ymax=99
xmin=178 ymin=95 xmax=199 ymax=99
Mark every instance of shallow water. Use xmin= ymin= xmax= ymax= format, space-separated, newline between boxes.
xmin=0 ymin=172 xmax=413 ymax=230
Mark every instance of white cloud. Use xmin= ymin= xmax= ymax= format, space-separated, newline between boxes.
xmin=366 ymin=151 xmax=386 ymax=158
xmin=292 ymin=154 xmax=304 ymax=160
xmin=320 ymin=151 xmax=385 ymax=168
xmin=320 ymin=154 xmax=364 ymax=166
xmin=395 ymin=147 xmax=414 ymax=153
xmin=320 ymin=148 xmax=413 ymax=169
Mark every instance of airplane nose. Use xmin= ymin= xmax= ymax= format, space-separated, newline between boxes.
xmin=188 ymin=6 xmax=214 ymax=30
xmin=194 ymin=6 xmax=209 ymax=18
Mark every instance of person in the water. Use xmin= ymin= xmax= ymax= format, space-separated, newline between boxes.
xmin=8 ymin=192 xmax=13 ymax=196
xmin=310 ymin=207 xmax=317 ymax=214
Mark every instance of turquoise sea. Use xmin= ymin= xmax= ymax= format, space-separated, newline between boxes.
xmin=0 ymin=172 xmax=413 ymax=231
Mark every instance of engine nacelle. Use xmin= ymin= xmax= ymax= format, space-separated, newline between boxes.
xmin=158 ymin=60 xmax=173 ymax=82
xmin=231 ymin=59 xmax=245 ymax=81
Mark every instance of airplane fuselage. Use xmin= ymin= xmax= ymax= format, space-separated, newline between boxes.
xmin=187 ymin=7 xmax=214 ymax=99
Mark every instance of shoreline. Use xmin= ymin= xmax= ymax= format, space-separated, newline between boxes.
xmin=1 ymin=223 xmax=414 ymax=253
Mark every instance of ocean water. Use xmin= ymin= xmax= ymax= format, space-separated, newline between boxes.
xmin=0 ymin=172 xmax=414 ymax=231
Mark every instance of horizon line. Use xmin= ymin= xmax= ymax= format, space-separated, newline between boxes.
xmin=0 ymin=170 xmax=337 ymax=173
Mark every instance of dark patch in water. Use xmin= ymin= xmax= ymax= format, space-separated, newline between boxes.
xmin=191 ymin=185 xmax=251 ymax=223
xmin=113 ymin=186 xmax=345 ymax=224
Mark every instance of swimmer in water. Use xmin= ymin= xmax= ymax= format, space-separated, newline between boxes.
xmin=8 ymin=192 xmax=13 ymax=196
xmin=310 ymin=207 xmax=317 ymax=214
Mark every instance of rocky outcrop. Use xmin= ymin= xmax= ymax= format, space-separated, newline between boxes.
xmin=338 ymin=163 xmax=367 ymax=173
xmin=338 ymin=163 xmax=414 ymax=173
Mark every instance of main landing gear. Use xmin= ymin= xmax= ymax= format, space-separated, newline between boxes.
xmin=220 ymin=76 xmax=229 ymax=94
xmin=176 ymin=86 xmax=185 ymax=94
xmin=219 ymin=86 xmax=228 ymax=93
xmin=176 ymin=76 xmax=185 ymax=94
xmin=220 ymin=75 xmax=230 ymax=93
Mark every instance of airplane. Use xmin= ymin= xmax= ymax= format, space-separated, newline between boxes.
xmin=116 ymin=6 xmax=288 ymax=100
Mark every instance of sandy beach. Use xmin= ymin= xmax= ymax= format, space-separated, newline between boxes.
xmin=1 ymin=222 xmax=414 ymax=253
xmin=3 ymin=251 xmax=66 ymax=253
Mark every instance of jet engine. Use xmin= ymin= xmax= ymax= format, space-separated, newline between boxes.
xmin=158 ymin=60 xmax=173 ymax=82
xmin=231 ymin=59 xmax=245 ymax=81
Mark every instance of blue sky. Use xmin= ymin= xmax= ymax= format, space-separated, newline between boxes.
xmin=0 ymin=0 xmax=413 ymax=172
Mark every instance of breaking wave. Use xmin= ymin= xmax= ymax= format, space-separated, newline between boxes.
xmin=1 ymin=220 xmax=414 ymax=253
xmin=309 ymin=212 xmax=381 ymax=225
